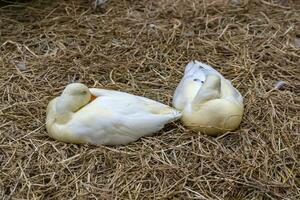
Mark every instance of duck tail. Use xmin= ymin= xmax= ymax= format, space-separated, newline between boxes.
xmin=187 ymin=60 xmax=223 ymax=76
xmin=169 ymin=108 xmax=182 ymax=120
xmin=160 ymin=107 xmax=182 ymax=121
xmin=184 ymin=60 xmax=198 ymax=75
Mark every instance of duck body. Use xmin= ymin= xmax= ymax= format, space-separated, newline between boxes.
xmin=173 ymin=60 xmax=244 ymax=136
xmin=46 ymin=83 xmax=181 ymax=145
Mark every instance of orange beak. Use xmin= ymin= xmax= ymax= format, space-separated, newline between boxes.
xmin=90 ymin=94 xmax=97 ymax=102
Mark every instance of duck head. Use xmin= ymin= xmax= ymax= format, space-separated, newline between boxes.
xmin=192 ymin=73 xmax=221 ymax=106
xmin=55 ymin=83 xmax=92 ymax=123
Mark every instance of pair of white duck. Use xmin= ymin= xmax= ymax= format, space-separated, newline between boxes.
xmin=46 ymin=60 xmax=244 ymax=145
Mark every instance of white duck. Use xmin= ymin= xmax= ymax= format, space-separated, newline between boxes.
xmin=46 ymin=83 xmax=181 ymax=145
xmin=173 ymin=60 xmax=244 ymax=136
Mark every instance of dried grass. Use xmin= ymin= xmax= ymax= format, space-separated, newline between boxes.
xmin=0 ymin=0 xmax=300 ymax=199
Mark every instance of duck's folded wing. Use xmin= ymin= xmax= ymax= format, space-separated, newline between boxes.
xmin=98 ymin=94 xmax=181 ymax=133
xmin=221 ymin=79 xmax=243 ymax=105
xmin=127 ymin=98 xmax=182 ymax=140
xmin=89 ymin=88 xmax=128 ymax=97
xmin=67 ymin=110 xmax=137 ymax=145
xmin=69 ymin=108 xmax=179 ymax=145
xmin=90 ymin=88 xmax=165 ymax=104
xmin=130 ymin=95 xmax=182 ymax=120
xmin=90 ymin=88 xmax=180 ymax=116
xmin=110 ymin=112 xmax=180 ymax=141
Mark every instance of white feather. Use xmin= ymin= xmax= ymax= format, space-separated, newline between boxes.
xmin=172 ymin=60 xmax=244 ymax=136
xmin=46 ymin=84 xmax=181 ymax=145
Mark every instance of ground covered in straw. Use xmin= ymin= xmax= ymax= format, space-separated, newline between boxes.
xmin=0 ymin=0 xmax=299 ymax=199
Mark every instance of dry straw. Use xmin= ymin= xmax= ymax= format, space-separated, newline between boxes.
xmin=0 ymin=0 xmax=299 ymax=199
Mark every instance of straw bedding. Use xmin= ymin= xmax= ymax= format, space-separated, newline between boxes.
xmin=0 ymin=0 xmax=299 ymax=199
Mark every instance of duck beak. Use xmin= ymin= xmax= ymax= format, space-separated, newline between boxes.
xmin=90 ymin=94 xmax=97 ymax=102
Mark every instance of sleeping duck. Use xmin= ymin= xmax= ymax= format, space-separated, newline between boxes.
xmin=46 ymin=83 xmax=181 ymax=145
xmin=172 ymin=60 xmax=244 ymax=136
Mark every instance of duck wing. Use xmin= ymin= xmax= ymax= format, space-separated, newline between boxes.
xmin=68 ymin=89 xmax=181 ymax=145
xmin=173 ymin=61 xmax=208 ymax=109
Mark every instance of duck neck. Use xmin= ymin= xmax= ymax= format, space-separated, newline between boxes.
xmin=192 ymin=75 xmax=221 ymax=106
xmin=55 ymin=96 xmax=78 ymax=124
